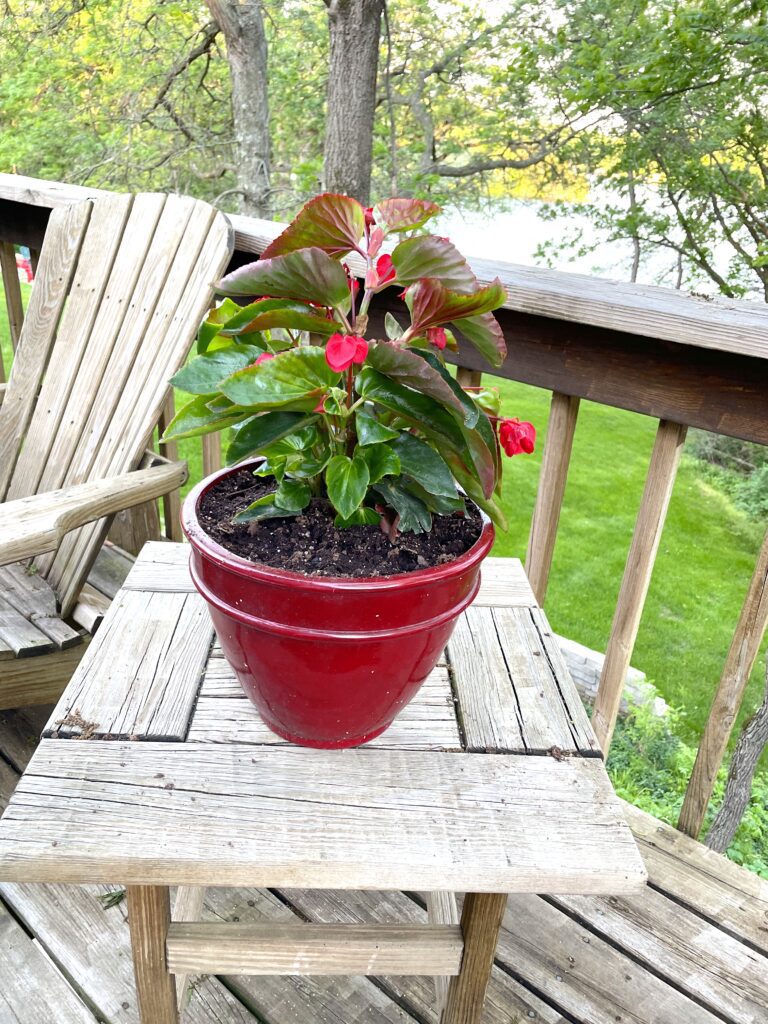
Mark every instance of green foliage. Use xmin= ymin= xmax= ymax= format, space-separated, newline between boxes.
xmin=687 ymin=430 xmax=768 ymax=521
xmin=607 ymin=704 xmax=768 ymax=878
xmin=523 ymin=0 xmax=768 ymax=296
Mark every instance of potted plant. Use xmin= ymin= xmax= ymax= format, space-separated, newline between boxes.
xmin=165 ymin=194 xmax=535 ymax=748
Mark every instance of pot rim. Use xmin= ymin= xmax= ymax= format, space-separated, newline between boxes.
xmin=181 ymin=459 xmax=495 ymax=592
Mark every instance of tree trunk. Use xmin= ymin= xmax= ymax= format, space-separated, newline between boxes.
xmin=323 ymin=0 xmax=384 ymax=204
xmin=705 ymin=666 xmax=768 ymax=853
xmin=206 ymin=0 xmax=270 ymax=217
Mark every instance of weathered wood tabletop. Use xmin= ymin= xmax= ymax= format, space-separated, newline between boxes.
xmin=0 ymin=542 xmax=646 ymax=895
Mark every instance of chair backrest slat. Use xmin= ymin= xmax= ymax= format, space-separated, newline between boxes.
xmin=0 ymin=192 xmax=233 ymax=616
xmin=7 ymin=192 xmax=134 ymax=501
xmin=28 ymin=193 xmax=172 ymax=503
xmin=0 ymin=201 xmax=92 ymax=499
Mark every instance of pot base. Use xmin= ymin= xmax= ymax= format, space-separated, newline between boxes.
xmin=258 ymin=714 xmax=392 ymax=750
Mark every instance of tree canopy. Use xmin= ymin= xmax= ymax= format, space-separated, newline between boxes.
xmin=1 ymin=0 xmax=766 ymax=295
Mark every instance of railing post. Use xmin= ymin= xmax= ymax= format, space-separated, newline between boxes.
xmin=456 ymin=367 xmax=483 ymax=388
xmin=592 ymin=419 xmax=687 ymax=754
xmin=678 ymin=527 xmax=768 ymax=838
xmin=525 ymin=391 xmax=580 ymax=605
xmin=202 ymin=433 xmax=222 ymax=477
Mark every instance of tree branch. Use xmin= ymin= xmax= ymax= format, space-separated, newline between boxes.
xmin=143 ymin=20 xmax=220 ymax=118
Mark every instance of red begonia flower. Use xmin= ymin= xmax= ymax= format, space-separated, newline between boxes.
xmin=364 ymin=206 xmax=375 ymax=227
xmin=365 ymin=253 xmax=397 ymax=290
xmin=427 ymin=327 xmax=447 ymax=350
xmin=498 ymin=418 xmax=536 ymax=457
xmin=254 ymin=352 xmax=274 ymax=366
xmin=325 ymin=333 xmax=369 ymax=373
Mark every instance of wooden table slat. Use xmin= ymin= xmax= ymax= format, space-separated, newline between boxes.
xmin=44 ymin=590 xmax=212 ymax=741
xmin=448 ymin=605 xmax=599 ymax=755
xmin=0 ymin=740 xmax=646 ymax=892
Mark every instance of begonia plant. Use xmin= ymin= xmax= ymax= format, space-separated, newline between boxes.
xmin=164 ymin=194 xmax=534 ymax=535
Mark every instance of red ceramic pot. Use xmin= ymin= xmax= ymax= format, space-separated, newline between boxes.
xmin=182 ymin=461 xmax=494 ymax=749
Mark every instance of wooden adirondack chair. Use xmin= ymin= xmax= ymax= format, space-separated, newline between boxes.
xmin=0 ymin=192 xmax=233 ymax=709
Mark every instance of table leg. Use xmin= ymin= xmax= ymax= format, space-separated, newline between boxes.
xmin=440 ymin=892 xmax=507 ymax=1024
xmin=127 ymin=884 xmax=179 ymax=1024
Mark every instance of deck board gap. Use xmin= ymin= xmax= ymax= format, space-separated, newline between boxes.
xmin=366 ymin=976 xmax=432 ymax=1024
xmin=644 ymin=880 xmax=768 ymax=960
xmin=443 ymin=643 xmax=469 ymax=753
xmin=490 ymin=952 xmax=583 ymax=1024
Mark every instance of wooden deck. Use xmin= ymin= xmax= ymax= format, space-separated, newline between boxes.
xmin=0 ymin=705 xmax=766 ymax=1024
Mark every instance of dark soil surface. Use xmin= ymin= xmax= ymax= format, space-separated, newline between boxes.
xmin=198 ymin=468 xmax=483 ymax=578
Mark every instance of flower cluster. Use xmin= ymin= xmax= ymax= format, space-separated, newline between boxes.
xmin=165 ymin=194 xmax=534 ymax=534
xmin=498 ymin=417 xmax=536 ymax=457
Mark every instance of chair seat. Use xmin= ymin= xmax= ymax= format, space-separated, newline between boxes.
xmin=0 ymin=564 xmax=82 ymax=658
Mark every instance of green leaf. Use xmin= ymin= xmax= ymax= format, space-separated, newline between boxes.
xmin=451 ymin=312 xmax=507 ymax=368
xmin=412 ymin=349 xmax=480 ymax=428
xmin=384 ymin=312 xmax=404 ymax=340
xmin=373 ymin=198 xmax=440 ymax=234
xmin=460 ymin=419 xmax=497 ymax=499
xmin=234 ymin=493 xmax=299 ymax=523
xmin=334 ymin=507 xmax=380 ymax=528
xmin=326 ymin=453 xmax=370 ymax=519
xmin=409 ymin=278 xmax=506 ymax=366
xmin=226 ymin=412 xmax=316 ymax=465
xmin=274 ymin=478 xmax=312 ymax=511
xmin=261 ymin=194 xmax=365 ymax=259
xmin=221 ymin=346 xmax=338 ymax=411
xmin=216 ymin=248 xmax=351 ymax=308
xmin=444 ymin=456 xmax=508 ymax=530
xmin=197 ymin=298 xmax=242 ymax=353
xmin=355 ymin=408 xmax=400 ymax=446
xmin=366 ymin=343 xmax=469 ymax=421
xmin=405 ymin=479 xmax=466 ymax=516
xmin=161 ymin=394 xmax=250 ymax=443
xmin=218 ymin=298 xmax=338 ymax=337
xmin=356 ymin=368 xmax=467 ymax=453
xmin=359 ymin=443 xmax=400 ymax=484
xmin=373 ymin=478 xmax=432 ymax=534
xmin=390 ymin=433 xmax=458 ymax=497
xmin=171 ymin=345 xmax=264 ymax=395
xmin=391 ymin=235 xmax=477 ymax=292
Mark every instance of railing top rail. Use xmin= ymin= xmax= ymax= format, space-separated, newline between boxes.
xmin=2 ymin=172 xmax=768 ymax=361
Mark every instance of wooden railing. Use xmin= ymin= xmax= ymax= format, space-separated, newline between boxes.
xmin=1 ymin=172 xmax=767 ymax=844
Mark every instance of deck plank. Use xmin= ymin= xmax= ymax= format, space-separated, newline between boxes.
xmin=0 ymin=882 xmax=262 ymax=1024
xmin=279 ymin=887 xmax=568 ymax=1024
xmin=204 ymin=886 xmax=417 ymax=1024
xmin=0 ymin=900 xmax=98 ymax=1023
xmin=0 ymin=741 xmax=646 ymax=892
xmin=622 ymin=800 xmax=768 ymax=956
xmin=499 ymin=895 xmax=724 ymax=1024
xmin=554 ymin=889 xmax=768 ymax=1023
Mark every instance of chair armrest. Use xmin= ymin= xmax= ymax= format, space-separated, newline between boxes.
xmin=0 ymin=461 xmax=188 ymax=568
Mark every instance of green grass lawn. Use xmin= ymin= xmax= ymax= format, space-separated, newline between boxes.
xmin=2 ymin=286 xmax=765 ymax=750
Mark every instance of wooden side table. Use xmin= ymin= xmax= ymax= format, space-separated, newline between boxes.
xmin=0 ymin=542 xmax=646 ymax=1024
